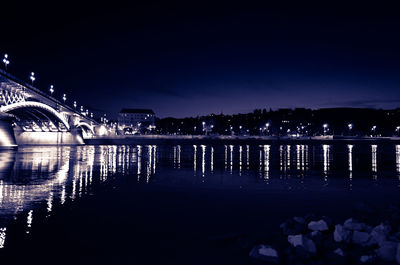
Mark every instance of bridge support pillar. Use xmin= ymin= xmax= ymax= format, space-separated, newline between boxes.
xmin=0 ymin=112 xmax=17 ymax=148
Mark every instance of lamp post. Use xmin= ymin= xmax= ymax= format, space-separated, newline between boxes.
xmin=396 ymin=126 xmax=400 ymax=137
xmin=62 ymin=94 xmax=66 ymax=104
xmin=323 ymin=124 xmax=328 ymax=136
xmin=73 ymin=101 xmax=77 ymax=109
xmin=49 ymin=85 xmax=54 ymax=96
xmin=30 ymin=72 xmax=35 ymax=85
xmin=348 ymin=123 xmax=353 ymax=136
xmin=2 ymin=54 xmax=9 ymax=70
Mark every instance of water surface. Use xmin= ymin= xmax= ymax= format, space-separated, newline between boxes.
xmin=1 ymin=143 xmax=399 ymax=264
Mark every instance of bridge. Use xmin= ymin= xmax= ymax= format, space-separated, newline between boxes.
xmin=0 ymin=69 xmax=106 ymax=147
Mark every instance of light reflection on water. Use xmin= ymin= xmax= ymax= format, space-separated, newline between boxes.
xmin=1 ymin=143 xmax=400 ymax=248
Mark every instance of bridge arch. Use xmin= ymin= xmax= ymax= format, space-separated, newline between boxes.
xmin=76 ymin=121 xmax=95 ymax=136
xmin=0 ymin=101 xmax=70 ymax=131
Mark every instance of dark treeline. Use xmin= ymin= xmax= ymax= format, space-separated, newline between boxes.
xmin=155 ymin=108 xmax=400 ymax=137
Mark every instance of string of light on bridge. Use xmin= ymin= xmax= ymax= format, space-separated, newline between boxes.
xmin=1 ymin=51 xmax=105 ymax=123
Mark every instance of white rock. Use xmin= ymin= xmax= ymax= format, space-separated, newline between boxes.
xmin=288 ymin=235 xmax=303 ymax=247
xmin=360 ymin=255 xmax=374 ymax=263
xmin=352 ymin=231 xmax=370 ymax=245
xmin=249 ymin=244 xmax=279 ymax=263
xmin=258 ymin=245 xmax=278 ymax=258
xmin=308 ymin=220 xmax=329 ymax=231
xmin=288 ymin=234 xmax=316 ymax=254
xmin=334 ymin=224 xmax=351 ymax=243
xmin=377 ymin=241 xmax=397 ymax=261
xmin=333 ymin=248 xmax=345 ymax=256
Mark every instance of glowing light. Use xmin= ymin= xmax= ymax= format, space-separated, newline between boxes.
xmin=193 ymin=145 xmax=197 ymax=174
xmin=224 ymin=145 xmax=227 ymax=171
xmin=47 ymin=192 xmax=53 ymax=214
xmin=264 ymin=145 xmax=270 ymax=180
xmin=372 ymin=145 xmax=377 ymax=174
xmin=259 ymin=146 xmax=263 ymax=177
xmin=348 ymin=144 xmax=353 ymax=173
xmin=323 ymin=144 xmax=330 ymax=180
xmin=30 ymin=72 xmax=35 ymax=84
xmin=26 ymin=210 xmax=33 ymax=233
xmin=296 ymin=145 xmax=301 ymax=170
xmin=0 ymin=227 xmax=6 ymax=248
xmin=396 ymin=146 xmax=400 ymax=185
xmin=239 ymin=145 xmax=243 ymax=175
xmin=201 ymin=145 xmax=206 ymax=177
xmin=323 ymin=124 xmax=329 ymax=136
xmin=279 ymin=145 xmax=283 ymax=172
xmin=98 ymin=125 xmax=108 ymax=136
xmin=3 ymin=54 xmax=10 ymax=70
xmin=210 ymin=146 xmax=214 ymax=173
xmin=229 ymin=145 xmax=233 ymax=174
xmin=152 ymin=145 xmax=157 ymax=174
xmin=177 ymin=145 xmax=181 ymax=169
xmin=146 ymin=145 xmax=152 ymax=183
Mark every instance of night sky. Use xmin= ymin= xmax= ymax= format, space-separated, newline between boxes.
xmin=1 ymin=1 xmax=400 ymax=118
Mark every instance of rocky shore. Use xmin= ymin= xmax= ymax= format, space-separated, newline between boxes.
xmin=249 ymin=205 xmax=400 ymax=264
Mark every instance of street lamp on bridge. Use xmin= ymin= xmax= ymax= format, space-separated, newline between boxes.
xmin=73 ymin=101 xmax=77 ymax=109
xmin=30 ymin=72 xmax=35 ymax=85
xmin=62 ymin=94 xmax=66 ymax=104
xmin=3 ymin=54 xmax=9 ymax=70
xmin=49 ymin=85 xmax=54 ymax=96
xmin=323 ymin=123 xmax=328 ymax=136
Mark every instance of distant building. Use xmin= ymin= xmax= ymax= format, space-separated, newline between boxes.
xmin=117 ymin=108 xmax=156 ymax=134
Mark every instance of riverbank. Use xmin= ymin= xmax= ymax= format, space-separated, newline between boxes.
xmin=84 ymin=134 xmax=400 ymax=145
